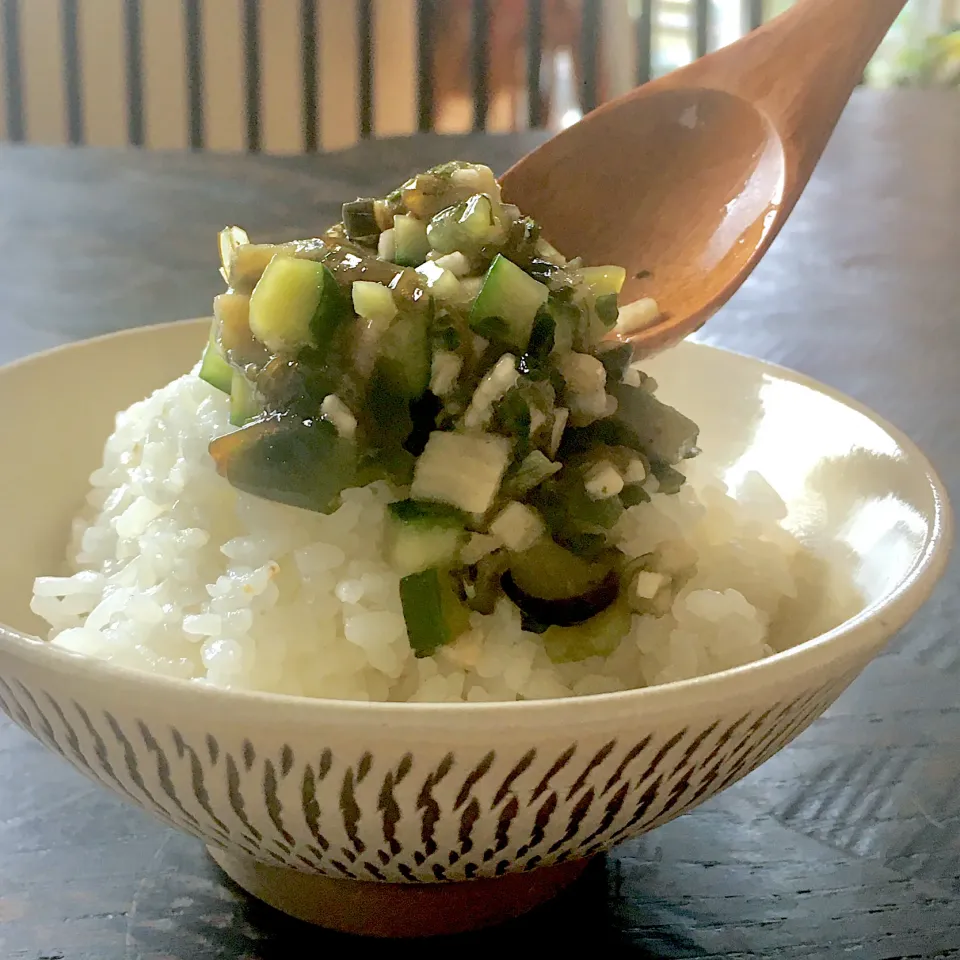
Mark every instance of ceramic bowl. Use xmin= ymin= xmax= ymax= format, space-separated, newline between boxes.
xmin=0 ymin=320 xmax=950 ymax=937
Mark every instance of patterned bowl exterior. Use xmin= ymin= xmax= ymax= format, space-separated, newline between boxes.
xmin=0 ymin=638 xmax=871 ymax=883
xmin=0 ymin=326 xmax=950 ymax=886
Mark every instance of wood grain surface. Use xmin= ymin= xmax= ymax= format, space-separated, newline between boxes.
xmin=0 ymin=89 xmax=958 ymax=958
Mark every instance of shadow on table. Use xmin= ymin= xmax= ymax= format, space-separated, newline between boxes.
xmin=218 ymin=856 xmax=706 ymax=957
xmin=125 ymin=831 xmax=712 ymax=958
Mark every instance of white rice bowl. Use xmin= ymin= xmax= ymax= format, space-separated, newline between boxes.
xmin=31 ymin=368 xmax=826 ymax=702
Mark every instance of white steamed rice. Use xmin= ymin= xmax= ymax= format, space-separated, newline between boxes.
xmin=32 ymin=369 xmax=814 ymax=702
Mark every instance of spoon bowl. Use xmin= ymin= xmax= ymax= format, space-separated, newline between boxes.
xmin=500 ymin=0 xmax=906 ymax=354
xmin=504 ymin=87 xmax=785 ymax=352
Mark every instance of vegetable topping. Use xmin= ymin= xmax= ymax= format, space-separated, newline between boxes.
xmin=200 ymin=161 xmax=698 ymax=661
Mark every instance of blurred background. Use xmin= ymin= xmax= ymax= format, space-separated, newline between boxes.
xmin=0 ymin=0 xmax=957 ymax=154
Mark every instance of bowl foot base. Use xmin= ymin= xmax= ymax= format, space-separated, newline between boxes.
xmin=207 ymin=845 xmax=591 ymax=937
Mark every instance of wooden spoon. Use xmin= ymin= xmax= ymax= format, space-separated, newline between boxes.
xmin=499 ymin=0 xmax=907 ymax=355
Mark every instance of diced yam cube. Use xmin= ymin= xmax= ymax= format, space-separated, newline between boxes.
xmin=412 ymin=432 xmax=511 ymax=514
xmin=490 ymin=502 xmax=544 ymax=552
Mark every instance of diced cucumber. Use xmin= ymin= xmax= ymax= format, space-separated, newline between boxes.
xmin=352 ymin=280 xmax=398 ymax=324
xmin=375 ymin=311 xmax=430 ymax=399
xmin=199 ymin=323 xmax=233 ymax=394
xmin=223 ymin=236 xmax=330 ymax=293
xmin=411 ymin=431 xmax=511 ymax=515
xmin=388 ymin=499 xmax=467 ymax=526
xmin=399 ymin=568 xmax=470 ymax=657
xmin=249 ymin=257 xmax=351 ymax=354
xmin=415 ymin=261 xmax=462 ymax=301
xmin=229 ymin=371 xmax=261 ymax=426
xmin=470 ymin=254 xmax=548 ymax=351
xmin=297 ymin=260 xmax=352 ymax=349
xmin=427 ymin=194 xmax=504 ymax=256
xmin=388 ymin=500 xmax=466 ymax=575
xmin=580 ymin=265 xmax=626 ymax=297
xmin=391 ymin=526 xmax=464 ymax=575
xmin=230 ymin=244 xmax=290 ymax=293
xmin=393 ymin=214 xmax=431 ymax=267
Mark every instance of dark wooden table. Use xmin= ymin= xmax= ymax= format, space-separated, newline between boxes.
xmin=1 ymin=89 xmax=958 ymax=959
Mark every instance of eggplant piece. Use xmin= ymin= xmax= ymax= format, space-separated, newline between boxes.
xmin=508 ymin=535 xmax=613 ymax=597
xmin=464 ymin=549 xmax=510 ymax=614
xmin=542 ymin=601 xmax=633 ymax=663
xmin=502 ymin=538 xmax=620 ymax=626
xmin=502 ymin=567 xmax=620 ymax=627
xmin=342 ymin=198 xmax=381 ymax=241
xmin=318 ymin=243 xmax=430 ymax=308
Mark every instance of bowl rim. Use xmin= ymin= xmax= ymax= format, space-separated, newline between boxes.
xmin=0 ymin=319 xmax=952 ymax=722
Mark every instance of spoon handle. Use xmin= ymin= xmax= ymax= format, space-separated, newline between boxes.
xmin=675 ymin=0 xmax=907 ymax=184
